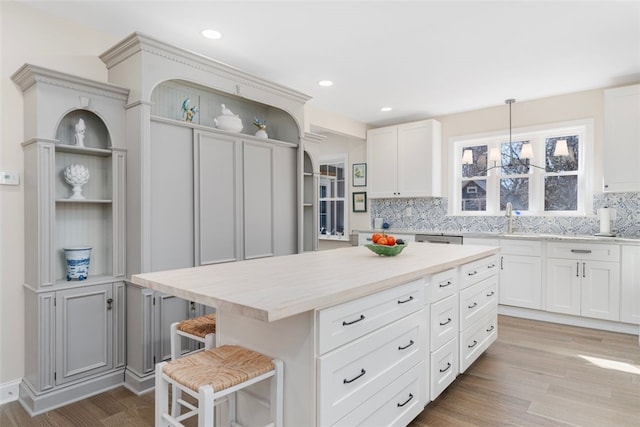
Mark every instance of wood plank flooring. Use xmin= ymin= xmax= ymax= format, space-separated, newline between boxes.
xmin=1 ymin=315 xmax=639 ymax=427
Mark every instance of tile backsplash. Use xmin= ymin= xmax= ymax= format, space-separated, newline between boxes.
xmin=370 ymin=192 xmax=640 ymax=237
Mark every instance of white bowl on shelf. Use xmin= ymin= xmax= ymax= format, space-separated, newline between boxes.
xmin=213 ymin=115 xmax=243 ymax=132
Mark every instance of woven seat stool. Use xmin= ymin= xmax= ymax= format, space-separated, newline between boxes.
xmin=171 ymin=313 xmax=217 ymax=360
xmin=170 ymin=313 xmax=217 ymax=418
xmin=156 ymin=344 xmax=283 ymax=427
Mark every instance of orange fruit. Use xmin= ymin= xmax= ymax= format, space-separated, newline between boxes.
xmin=377 ymin=237 xmax=388 ymax=245
xmin=372 ymin=233 xmax=383 ymax=243
xmin=386 ymin=235 xmax=396 ymax=246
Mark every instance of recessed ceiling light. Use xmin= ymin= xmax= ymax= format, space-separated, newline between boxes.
xmin=380 ymin=107 xmax=393 ymax=112
xmin=318 ymin=80 xmax=333 ymax=87
xmin=202 ymin=29 xmax=222 ymax=40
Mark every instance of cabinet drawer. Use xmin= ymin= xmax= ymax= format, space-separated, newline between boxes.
xmin=430 ymin=337 xmax=458 ymax=401
xmin=318 ymin=310 xmax=425 ymax=426
xmin=430 ymin=294 xmax=458 ymax=350
xmin=459 ymin=310 xmax=497 ymax=373
xmin=459 ymin=276 xmax=498 ymax=332
xmin=460 ymin=255 xmax=499 ymax=289
xmin=332 ymin=361 xmax=425 ymax=427
xmin=317 ymin=279 xmax=424 ymax=355
xmin=546 ymin=242 xmax=620 ymax=262
xmin=500 ymin=239 xmax=542 ymax=256
xmin=426 ymin=267 xmax=458 ymax=303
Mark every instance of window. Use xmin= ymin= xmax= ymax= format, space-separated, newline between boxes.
xmin=319 ymin=156 xmax=348 ymax=239
xmin=452 ymin=120 xmax=593 ymax=216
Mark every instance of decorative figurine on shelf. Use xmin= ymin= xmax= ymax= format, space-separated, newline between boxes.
xmin=253 ymin=117 xmax=268 ymax=139
xmin=181 ymin=98 xmax=199 ymax=122
xmin=64 ymin=164 xmax=90 ymax=200
xmin=213 ymin=104 xmax=243 ymax=132
xmin=74 ymin=118 xmax=86 ymax=147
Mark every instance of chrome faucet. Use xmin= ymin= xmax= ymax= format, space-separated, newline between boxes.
xmin=505 ymin=202 xmax=514 ymax=234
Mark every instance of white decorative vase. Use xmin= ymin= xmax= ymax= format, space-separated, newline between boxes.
xmin=255 ymin=128 xmax=268 ymax=139
xmin=64 ymin=246 xmax=92 ymax=281
xmin=64 ymin=164 xmax=90 ymax=200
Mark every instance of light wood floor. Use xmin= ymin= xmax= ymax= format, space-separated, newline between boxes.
xmin=1 ymin=315 xmax=639 ymax=426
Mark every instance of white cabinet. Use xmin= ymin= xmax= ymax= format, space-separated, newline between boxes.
xmin=546 ymin=243 xmax=620 ymax=321
xmin=316 ymin=279 xmax=426 ymax=426
xmin=499 ymin=240 xmax=543 ymax=309
xmin=14 ymin=64 xmax=128 ymax=414
xmin=603 ymin=84 xmax=640 ymax=192
xmin=367 ymin=119 xmax=442 ymax=198
xmin=620 ymin=245 xmax=640 ymax=324
xmin=458 ymin=256 xmax=498 ymax=373
xmin=425 ymin=268 xmax=459 ymax=401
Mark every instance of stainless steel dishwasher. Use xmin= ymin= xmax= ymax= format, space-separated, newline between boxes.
xmin=415 ymin=234 xmax=463 ymax=244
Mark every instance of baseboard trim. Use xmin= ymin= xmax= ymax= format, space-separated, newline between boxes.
xmin=498 ymin=305 xmax=639 ymax=335
xmin=0 ymin=379 xmax=21 ymax=405
xmin=123 ymin=368 xmax=155 ymax=395
xmin=18 ymin=369 xmax=124 ymax=416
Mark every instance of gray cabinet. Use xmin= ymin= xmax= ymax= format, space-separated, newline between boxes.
xmin=13 ymin=64 xmax=128 ymax=415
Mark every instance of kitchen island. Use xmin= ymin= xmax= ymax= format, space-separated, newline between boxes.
xmin=132 ymin=243 xmax=499 ymax=426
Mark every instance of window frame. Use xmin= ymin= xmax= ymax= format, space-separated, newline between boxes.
xmin=449 ymin=119 xmax=594 ymax=217
xmin=318 ymin=154 xmax=349 ymax=240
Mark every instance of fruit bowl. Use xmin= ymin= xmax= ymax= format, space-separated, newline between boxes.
xmin=365 ymin=242 xmax=408 ymax=257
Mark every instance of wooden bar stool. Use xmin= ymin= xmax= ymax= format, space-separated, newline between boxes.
xmin=170 ymin=313 xmax=217 ymax=360
xmin=170 ymin=313 xmax=217 ymax=417
xmin=155 ymin=344 xmax=283 ymax=427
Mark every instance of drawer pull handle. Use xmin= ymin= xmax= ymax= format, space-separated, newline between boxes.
xmin=397 ymin=296 xmax=414 ymax=304
xmin=439 ymin=281 xmax=452 ymax=288
xmin=571 ymin=249 xmax=592 ymax=254
xmin=468 ymin=270 xmax=478 ymax=276
xmin=398 ymin=340 xmax=415 ymax=350
xmin=488 ymin=263 xmax=496 ymax=269
xmin=342 ymin=314 xmax=365 ymax=326
xmin=439 ymin=362 xmax=452 ymax=373
xmin=486 ymin=325 xmax=495 ymax=332
xmin=468 ymin=302 xmax=478 ymax=309
xmin=343 ymin=369 xmax=366 ymax=384
xmin=397 ymin=393 xmax=414 ymax=407
xmin=468 ymin=340 xmax=478 ymax=348
xmin=486 ymin=291 xmax=495 ymax=297
xmin=439 ymin=318 xmax=452 ymax=326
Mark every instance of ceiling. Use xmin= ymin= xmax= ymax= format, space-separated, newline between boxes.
xmin=17 ymin=0 xmax=640 ymax=127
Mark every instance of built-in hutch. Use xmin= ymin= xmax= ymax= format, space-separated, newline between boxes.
xmin=12 ymin=64 xmax=129 ymax=414
xmin=98 ymin=32 xmax=312 ymax=392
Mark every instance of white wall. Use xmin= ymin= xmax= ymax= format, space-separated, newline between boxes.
xmin=0 ymin=1 xmax=117 ymax=386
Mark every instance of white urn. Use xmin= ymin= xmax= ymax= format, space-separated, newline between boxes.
xmin=64 ymin=164 xmax=90 ymax=200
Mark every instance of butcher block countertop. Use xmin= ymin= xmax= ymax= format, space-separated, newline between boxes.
xmin=131 ymin=243 xmax=499 ymax=322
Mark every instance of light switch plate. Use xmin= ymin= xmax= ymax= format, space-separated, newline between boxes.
xmin=0 ymin=172 xmax=20 ymax=186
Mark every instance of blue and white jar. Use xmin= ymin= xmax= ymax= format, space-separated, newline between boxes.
xmin=64 ymin=246 xmax=92 ymax=281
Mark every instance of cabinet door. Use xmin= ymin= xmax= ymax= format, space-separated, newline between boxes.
xmin=621 ymin=245 xmax=640 ymax=324
xmin=55 ymin=283 xmax=113 ymax=385
xmin=603 ymin=84 xmax=640 ymax=192
xmin=546 ymin=258 xmax=581 ymax=315
xmin=243 ymin=141 xmax=275 ymax=260
xmin=367 ymin=126 xmax=399 ymax=198
xmin=581 ymin=261 xmax=620 ymax=321
xmin=195 ymin=131 xmax=241 ymax=265
xmin=150 ymin=121 xmax=195 ymax=270
xmin=499 ymin=254 xmax=542 ymax=309
xmin=155 ymin=293 xmax=191 ymax=362
xmin=397 ymin=120 xmax=441 ymax=197
xmin=272 ymin=144 xmax=298 ymax=257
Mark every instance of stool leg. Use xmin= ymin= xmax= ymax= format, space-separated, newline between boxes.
xmin=170 ymin=322 xmax=180 ymax=360
xmin=271 ymin=359 xmax=284 ymax=427
xmin=198 ymin=385 xmax=215 ymax=427
xmin=204 ymin=332 xmax=216 ymax=350
xmin=155 ymin=362 xmax=169 ymax=427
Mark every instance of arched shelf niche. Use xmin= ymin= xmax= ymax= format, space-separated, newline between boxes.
xmin=150 ymin=79 xmax=300 ymax=144
xmin=55 ymin=109 xmax=111 ymax=149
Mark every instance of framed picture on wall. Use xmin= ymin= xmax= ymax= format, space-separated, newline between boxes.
xmin=352 ymin=192 xmax=367 ymax=212
xmin=352 ymin=163 xmax=367 ymax=187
